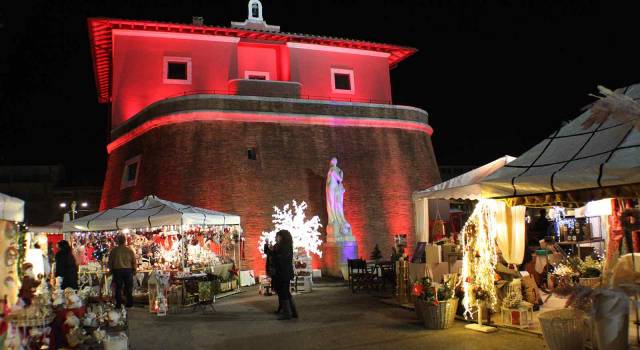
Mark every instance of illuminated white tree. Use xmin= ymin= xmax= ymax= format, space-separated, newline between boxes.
xmin=258 ymin=200 xmax=323 ymax=257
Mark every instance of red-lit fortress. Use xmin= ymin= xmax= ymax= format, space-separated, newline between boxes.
xmin=89 ymin=1 xmax=440 ymax=273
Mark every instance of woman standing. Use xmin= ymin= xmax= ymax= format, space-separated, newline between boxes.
xmin=55 ymin=240 xmax=78 ymax=289
xmin=266 ymin=230 xmax=298 ymax=320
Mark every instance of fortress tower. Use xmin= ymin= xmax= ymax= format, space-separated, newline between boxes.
xmin=88 ymin=1 xmax=440 ymax=273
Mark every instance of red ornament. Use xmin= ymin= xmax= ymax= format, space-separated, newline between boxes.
xmin=412 ymin=283 xmax=424 ymax=297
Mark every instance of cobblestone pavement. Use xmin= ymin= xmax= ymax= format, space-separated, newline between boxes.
xmin=128 ymin=285 xmax=546 ymax=350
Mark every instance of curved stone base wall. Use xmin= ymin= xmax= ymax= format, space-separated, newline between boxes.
xmin=101 ymin=119 xmax=440 ymax=273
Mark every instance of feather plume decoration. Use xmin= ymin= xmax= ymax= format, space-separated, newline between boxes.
xmin=582 ymin=85 xmax=640 ymax=131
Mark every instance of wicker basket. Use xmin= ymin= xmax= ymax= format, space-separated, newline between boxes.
xmin=578 ymin=277 xmax=601 ymax=289
xmin=416 ymin=298 xmax=458 ymax=329
xmin=539 ymin=309 xmax=587 ymax=350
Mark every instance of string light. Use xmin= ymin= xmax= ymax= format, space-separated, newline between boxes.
xmin=461 ymin=199 xmax=500 ymax=318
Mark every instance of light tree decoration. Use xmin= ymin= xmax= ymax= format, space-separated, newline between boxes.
xmin=461 ymin=199 xmax=499 ymax=320
xmin=258 ymin=200 xmax=323 ymax=257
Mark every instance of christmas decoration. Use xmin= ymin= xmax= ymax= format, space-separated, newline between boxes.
xmin=258 ymin=200 xmax=323 ymax=257
xmin=460 ymin=199 xmax=500 ymax=318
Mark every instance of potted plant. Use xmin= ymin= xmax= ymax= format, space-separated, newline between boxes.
xmin=549 ymin=263 xmax=578 ymax=294
xmin=370 ymin=244 xmax=383 ymax=263
xmin=412 ymin=275 xmax=458 ymax=329
xmin=577 ymin=256 xmax=602 ymax=288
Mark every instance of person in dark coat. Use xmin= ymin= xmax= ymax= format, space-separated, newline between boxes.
xmin=55 ymin=240 xmax=78 ymax=290
xmin=264 ymin=238 xmax=281 ymax=313
xmin=265 ymin=230 xmax=297 ymax=320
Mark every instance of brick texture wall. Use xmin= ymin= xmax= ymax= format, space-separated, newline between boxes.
xmin=101 ymin=119 xmax=440 ymax=273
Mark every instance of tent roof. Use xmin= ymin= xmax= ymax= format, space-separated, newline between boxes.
xmin=63 ymin=195 xmax=240 ymax=232
xmin=413 ymin=156 xmax=516 ymax=200
xmin=481 ymin=84 xmax=640 ymax=207
xmin=0 ymin=192 xmax=24 ymax=222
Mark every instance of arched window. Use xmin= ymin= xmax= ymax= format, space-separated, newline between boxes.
xmin=248 ymin=0 xmax=263 ymax=21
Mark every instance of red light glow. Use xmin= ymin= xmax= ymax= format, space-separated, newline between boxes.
xmin=107 ymin=111 xmax=434 ymax=154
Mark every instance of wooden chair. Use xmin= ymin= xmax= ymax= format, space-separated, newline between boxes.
xmin=347 ymin=259 xmax=369 ymax=293
xmin=377 ymin=261 xmax=395 ymax=291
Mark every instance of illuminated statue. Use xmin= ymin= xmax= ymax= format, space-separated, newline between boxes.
xmin=326 ymin=157 xmax=354 ymax=242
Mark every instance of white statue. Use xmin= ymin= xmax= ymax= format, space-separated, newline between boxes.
xmin=326 ymin=158 xmax=354 ymax=242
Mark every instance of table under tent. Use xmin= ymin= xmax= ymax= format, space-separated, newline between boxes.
xmin=63 ymin=195 xmax=244 ymax=314
xmin=478 ymin=84 xmax=640 ymax=349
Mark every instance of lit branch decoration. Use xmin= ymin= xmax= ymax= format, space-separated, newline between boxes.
xmin=258 ymin=200 xmax=323 ymax=258
xmin=461 ymin=199 xmax=499 ymax=318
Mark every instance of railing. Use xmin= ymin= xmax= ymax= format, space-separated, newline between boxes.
xmin=163 ymin=89 xmax=392 ymax=105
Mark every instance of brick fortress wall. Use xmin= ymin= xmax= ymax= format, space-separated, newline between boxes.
xmin=100 ymin=120 xmax=440 ymax=273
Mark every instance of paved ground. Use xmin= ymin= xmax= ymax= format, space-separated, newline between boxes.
xmin=128 ymin=285 xmax=547 ymax=350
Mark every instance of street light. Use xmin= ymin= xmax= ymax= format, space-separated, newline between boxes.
xmin=60 ymin=201 xmax=91 ymax=221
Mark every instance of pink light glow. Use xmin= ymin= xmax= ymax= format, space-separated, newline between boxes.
xmin=106 ymin=111 xmax=434 ymax=153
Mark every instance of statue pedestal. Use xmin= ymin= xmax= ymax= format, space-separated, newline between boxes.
xmin=323 ymin=241 xmax=358 ymax=280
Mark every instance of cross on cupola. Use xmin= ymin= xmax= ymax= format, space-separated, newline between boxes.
xmin=231 ymin=0 xmax=281 ymax=32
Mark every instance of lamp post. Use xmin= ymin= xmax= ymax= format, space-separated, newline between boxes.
xmin=60 ymin=201 xmax=91 ymax=241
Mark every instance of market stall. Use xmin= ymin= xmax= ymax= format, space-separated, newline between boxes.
xmin=476 ymin=84 xmax=640 ymax=349
xmin=63 ymin=195 xmax=244 ymax=314
xmin=411 ymin=156 xmax=517 ymax=284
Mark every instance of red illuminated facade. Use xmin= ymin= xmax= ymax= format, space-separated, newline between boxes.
xmin=90 ymin=5 xmax=440 ymax=273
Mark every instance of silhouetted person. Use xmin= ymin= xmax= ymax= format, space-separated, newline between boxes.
xmin=55 ymin=240 xmax=78 ymax=289
xmin=532 ymin=209 xmax=550 ymax=242
xmin=265 ymin=230 xmax=297 ymax=320
xmin=108 ymin=235 xmax=137 ymax=308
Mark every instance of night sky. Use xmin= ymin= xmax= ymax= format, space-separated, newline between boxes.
xmin=1 ymin=0 xmax=638 ymax=186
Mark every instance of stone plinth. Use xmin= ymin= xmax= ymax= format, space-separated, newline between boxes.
xmin=322 ymin=241 xmax=358 ymax=279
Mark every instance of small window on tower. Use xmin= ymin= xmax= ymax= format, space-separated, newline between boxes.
xmin=244 ymin=71 xmax=270 ymax=80
xmin=331 ymin=68 xmax=354 ymax=94
xmin=247 ymin=148 xmax=257 ymax=160
xmin=334 ymin=74 xmax=351 ymax=90
xmin=163 ymin=57 xmax=192 ymax=84
xmin=121 ymin=155 xmax=141 ymax=189
xmin=167 ymin=62 xmax=187 ymax=80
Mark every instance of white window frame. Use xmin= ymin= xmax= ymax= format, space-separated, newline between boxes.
xmin=163 ymin=56 xmax=192 ymax=85
xmin=121 ymin=155 xmax=141 ymax=189
xmin=330 ymin=68 xmax=355 ymax=94
xmin=244 ymin=70 xmax=270 ymax=80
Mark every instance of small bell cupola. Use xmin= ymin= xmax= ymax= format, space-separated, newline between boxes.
xmin=231 ymin=0 xmax=280 ymax=32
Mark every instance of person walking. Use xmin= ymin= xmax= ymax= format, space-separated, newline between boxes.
xmin=108 ymin=235 xmax=137 ymax=308
xmin=54 ymin=240 xmax=78 ymax=290
xmin=265 ymin=230 xmax=298 ymax=320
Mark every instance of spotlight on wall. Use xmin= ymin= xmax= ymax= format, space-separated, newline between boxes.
xmin=81 ymin=202 xmax=89 ymax=208
xmin=59 ymin=202 xmax=67 ymax=208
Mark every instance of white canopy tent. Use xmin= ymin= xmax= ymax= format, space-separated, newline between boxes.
xmin=63 ymin=195 xmax=241 ymax=232
xmin=0 ymin=192 xmax=25 ymax=222
xmin=414 ymin=155 xmax=516 ymax=201
xmin=412 ymin=156 xmax=516 ymax=242
xmin=481 ymin=84 xmax=640 ymax=207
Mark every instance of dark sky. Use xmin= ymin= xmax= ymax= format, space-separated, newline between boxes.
xmin=1 ymin=0 xmax=638 ymax=186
